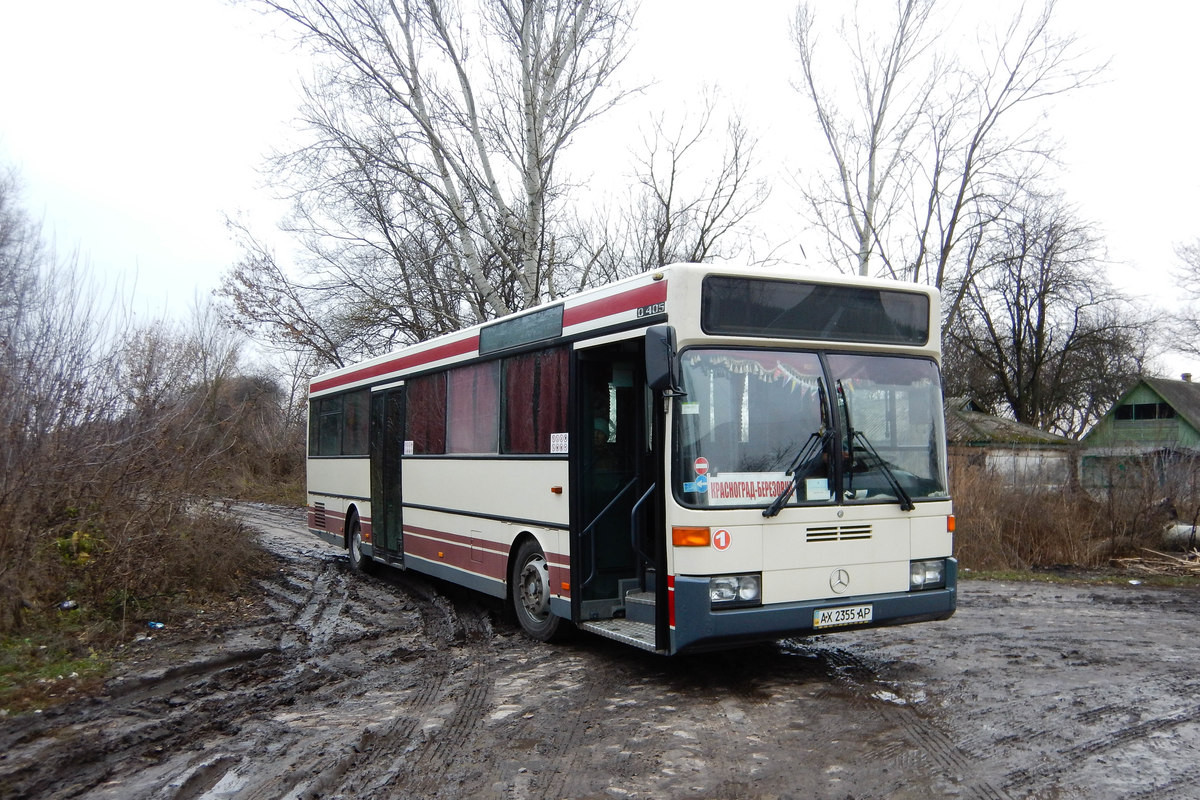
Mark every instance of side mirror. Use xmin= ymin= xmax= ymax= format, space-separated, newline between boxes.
xmin=645 ymin=325 xmax=682 ymax=395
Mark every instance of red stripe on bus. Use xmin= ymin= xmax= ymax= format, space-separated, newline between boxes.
xmin=311 ymin=334 xmax=480 ymax=394
xmin=311 ymin=281 xmax=663 ymax=395
xmin=562 ymin=281 xmax=667 ymax=329
xmin=404 ymin=527 xmax=507 ymax=581
xmin=403 ymin=524 xmax=570 ymax=598
xmin=403 ymin=524 xmax=511 ymax=555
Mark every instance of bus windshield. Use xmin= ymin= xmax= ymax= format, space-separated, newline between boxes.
xmin=675 ymin=349 xmax=948 ymax=509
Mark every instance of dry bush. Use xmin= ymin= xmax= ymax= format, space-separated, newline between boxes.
xmin=0 ymin=170 xmax=293 ymax=634
xmin=1085 ymin=453 xmax=1200 ymax=558
xmin=64 ymin=509 xmax=266 ymax=627
xmin=952 ymin=454 xmax=1200 ymax=572
xmin=0 ymin=380 xmax=275 ymax=632
xmin=952 ymin=465 xmax=1107 ymax=570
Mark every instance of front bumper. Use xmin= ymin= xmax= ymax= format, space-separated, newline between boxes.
xmin=670 ymin=558 xmax=957 ymax=653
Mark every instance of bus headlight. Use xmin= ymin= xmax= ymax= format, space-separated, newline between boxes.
xmin=709 ymin=574 xmax=762 ymax=608
xmin=910 ymin=559 xmax=946 ymax=590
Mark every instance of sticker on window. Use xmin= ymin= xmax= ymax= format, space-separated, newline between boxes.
xmin=705 ymin=473 xmax=792 ymax=506
xmin=805 ymin=478 xmax=831 ymax=501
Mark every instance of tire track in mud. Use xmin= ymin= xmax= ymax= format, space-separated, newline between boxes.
xmin=97 ymin=553 xmax=383 ymax=800
xmin=669 ymin=645 xmax=837 ymax=798
xmin=531 ymin=647 xmax=630 ymax=800
xmin=279 ymin=564 xmax=502 ymax=799
xmin=1000 ymin=702 xmax=1200 ymax=797
xmin=792 ymin=638 xmax=1013 ymax=800
xmin=168 ymin=562 xmax=373 ymax=800
xmin=196 ymin=561 xmax=491 ymax=799
xmin=920 ymin=636 xmax=1200 ymax=799
xmin=874 ymin=703 xmax=1011 ymax=800
xmin=0 ymin=639 xmax=296 ymax=800
xmin=0 ymin=505 xmax=478 ymax=800
xmin=393 ymin=662 xmax=496 ymax=797
xmin=1123 ymin=763 xmax=1200 ymax=800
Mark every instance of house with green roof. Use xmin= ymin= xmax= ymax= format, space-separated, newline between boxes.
xmin=1079 ymin=376 xmax=1200 ymax=490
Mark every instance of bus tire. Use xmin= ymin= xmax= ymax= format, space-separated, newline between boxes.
xmin=511 ymin=539 xmax=565 ymax=642
xmin=347 ymin=515 xmax=370 ymax=574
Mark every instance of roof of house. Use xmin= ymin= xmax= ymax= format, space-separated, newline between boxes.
xmin=945 ymin=397 xmax=1074 ymax=447
xmin=1141 ymin=377 xmax=1200 ymax=432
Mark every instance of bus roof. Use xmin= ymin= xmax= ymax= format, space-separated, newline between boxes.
xmin=308 ymin=263 xmax=938 ymax=397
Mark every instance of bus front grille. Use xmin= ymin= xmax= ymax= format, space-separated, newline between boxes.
xmin=806 ymin=524 xmax=872 ymax=542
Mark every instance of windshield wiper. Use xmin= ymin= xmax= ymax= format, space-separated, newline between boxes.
xmin=762 ymin=428 xmax=833 ymax=518
xmin=851 ymin=431 xmax=915 ymax=510
xmin=763 ymin=378 xmax=831 ymax=518
xmin=838 ymin=380 xmax=915 ymax=511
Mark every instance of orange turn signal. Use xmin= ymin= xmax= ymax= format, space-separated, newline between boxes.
xmin=672 ymin=526 xmax=711 ymax=547
xmin=947 ymin=515 xmax=956 ymax=533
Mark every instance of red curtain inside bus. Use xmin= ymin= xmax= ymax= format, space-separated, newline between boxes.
xmin=503 ymin=346 xmax=568 ymax=454
xmin=447 ymin=362 xmax=499 ymax=453
xmin=405 ymin=373 xmax=447 ymax=454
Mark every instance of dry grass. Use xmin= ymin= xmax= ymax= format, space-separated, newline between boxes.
xmin=952 ymin=466 xmax=1102 ymax=570
xmin=950 ymin=463 xmax=1193 ymax=572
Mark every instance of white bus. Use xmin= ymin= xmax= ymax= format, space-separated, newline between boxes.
xmin=307 ymin=263 xmax=956 ymax=654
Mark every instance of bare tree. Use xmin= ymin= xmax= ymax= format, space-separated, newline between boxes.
xmin=793 ymin=0 xmax=938 ymax=279
xmin=572 ymin=100 xmax=770 ymax=284
xmin=943 ymin=192 xmax=1155 ymax=438
xmin=792 ymin=0 xmax=1104 ymax=328
xmin=1174 ymin=238 xmax=1200 ymax=358
xmin=629 ymin=106 xmax=769 ymax=270
xmin=222 ymin=0 xmax=635 ymax=370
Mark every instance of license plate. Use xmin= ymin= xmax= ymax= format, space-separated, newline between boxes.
xmin=813 ymin=603 xmax=873 ymax=629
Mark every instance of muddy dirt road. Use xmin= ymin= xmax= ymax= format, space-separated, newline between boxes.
xmin=2 ymin=504 xmax=1198 ymax=799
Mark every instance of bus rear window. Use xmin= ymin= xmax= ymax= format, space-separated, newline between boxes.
xmin=701 ymin=276 xmax=929 ymax=345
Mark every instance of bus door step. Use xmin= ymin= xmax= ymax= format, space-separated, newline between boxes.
xmin=580 ymin=619 xmax=659 ymax=653
xmin=623 ymin=591 xmax=655 ymax=625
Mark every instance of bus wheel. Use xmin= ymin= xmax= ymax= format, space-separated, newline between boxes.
xmin=347 ymin=516 xmax=370 ymax=574
xmin=512 ymin=539 xmax=563 ymax=642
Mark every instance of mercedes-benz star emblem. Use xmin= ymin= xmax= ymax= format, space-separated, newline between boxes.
xmin=830 ymin=569 xmax=851 ymax=594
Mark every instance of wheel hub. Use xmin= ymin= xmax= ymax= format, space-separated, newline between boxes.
xmin=519 ymin=556 xmax=550 ymax=620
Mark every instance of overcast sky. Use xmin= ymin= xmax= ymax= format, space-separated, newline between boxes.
xmin=1 ymin=0 xmax=1198 ymax=374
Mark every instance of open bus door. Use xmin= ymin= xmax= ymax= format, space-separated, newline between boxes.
xmin=369 ymin=385 xmax=405 ymax=567
xmin=572 ymin=338 xmax=668 ymax=652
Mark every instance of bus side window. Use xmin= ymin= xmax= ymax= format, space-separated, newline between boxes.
xmin=315 ymin=396 xmax=342 ymax=456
